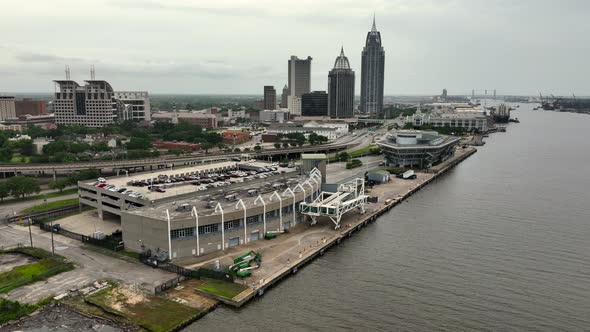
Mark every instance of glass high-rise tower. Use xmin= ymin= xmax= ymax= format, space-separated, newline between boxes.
xmin=360 ymin=16 xmax=385 ymax=117
xmin=328 ymin=47 xmax=355 ymax=119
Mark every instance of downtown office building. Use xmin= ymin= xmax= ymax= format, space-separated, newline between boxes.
xmin=360 ymin=17 xmax=385 ymax=117
xmin=328 ymin=48 xmax=355 ymax=119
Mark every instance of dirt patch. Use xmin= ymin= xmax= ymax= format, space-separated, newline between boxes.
xmin=101 ymin=285 xmax=147 ymax=312
xmin=86 ymin=284 xmax=203 ymax=332
xmin=0 ymin=302 xmax=131 ymax=332
xmin=0 ymin=253 xmax=37 ymax=273
xmin=164 ymin=279 xmax=218 ymax=310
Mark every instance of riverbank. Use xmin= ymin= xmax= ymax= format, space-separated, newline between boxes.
xmin=190 ymin=146 xmax=477 ymax=307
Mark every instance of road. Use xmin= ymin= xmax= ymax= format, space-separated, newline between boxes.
xmin=0 ymin=223 xmax=174 ymax=304
xmin=0 ymin=140 xmax=360 ymax=174
xmin=326 ymin=156 xmax=383 ymax=184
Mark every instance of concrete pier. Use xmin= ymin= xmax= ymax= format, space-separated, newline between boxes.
xmin=192 ymin=147 xmax=478 ymax=307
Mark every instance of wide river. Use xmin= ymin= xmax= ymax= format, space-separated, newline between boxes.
xmin=190 ymin=104 xmax=590 ymax=331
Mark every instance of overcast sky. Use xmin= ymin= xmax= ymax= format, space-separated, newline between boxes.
xmin=1 ymin=0 xmax=589 ymax=96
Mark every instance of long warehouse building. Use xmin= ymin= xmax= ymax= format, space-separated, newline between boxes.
xmin=122 ymin=170 xmax=322 ymax=260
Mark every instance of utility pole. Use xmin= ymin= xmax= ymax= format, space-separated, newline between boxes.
xmin=46 ymin=199 xmax=54 ymax=255
xmin=27 ymin=218 xmax=33 ymax=247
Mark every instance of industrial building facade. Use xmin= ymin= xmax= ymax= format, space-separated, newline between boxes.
xmin=408 ymin=111 xmax=488 ymax=132
xmin=122 ymin=178 xmax=320 ymax=259
xmin=152 ymin=112 xmax=218 ymax=128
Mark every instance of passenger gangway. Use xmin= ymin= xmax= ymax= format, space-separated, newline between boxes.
xmin=300 ymin=178 xmax=367 ymax=230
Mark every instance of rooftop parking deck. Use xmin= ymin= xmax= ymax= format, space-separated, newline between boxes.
xmin=126 ymin=171 xmax=320 ymax=221
xmin=81 ymin=161 xmax=296 ymax=202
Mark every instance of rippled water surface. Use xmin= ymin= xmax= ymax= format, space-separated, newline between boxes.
xmin=189 ymin=105 xmax=590 ymax=331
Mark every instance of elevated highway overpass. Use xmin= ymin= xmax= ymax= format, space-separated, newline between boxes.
xmin=0 ymin=140 xmax=361 ymax=179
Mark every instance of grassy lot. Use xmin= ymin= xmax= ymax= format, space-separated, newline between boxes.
xmin=0 ymin=297 xmax=53 ymax=324
xmin=349 ymin=144 xmax=379 ymax=157
xmin=0 ymin=247 xmax=74 ymax=294
xmin=21 ymin=198 xmax=79 ymax=214
xmin=196 ymin=278 xmax=248 ymax=299
xmin=9 ymin=156 xmax=31 ymax=164
xmin=86 ymin=285 xmax=202 ymax=332
xmin=329 ymin=144 xmax=380 ymax=162
xmin=0 ymin=188 xmax=77 ymax=205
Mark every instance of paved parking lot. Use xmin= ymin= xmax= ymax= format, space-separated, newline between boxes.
xmin=56 ymin=210 xmax=121 ymax=236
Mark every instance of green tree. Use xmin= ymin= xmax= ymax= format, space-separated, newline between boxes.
xmin=93 ymin=142 xmax=111 ymax=152
xmin=48 ymin=179 xmax=68 ymax=192
xmin=282 ymin=142 xmax=290 ymax=148
xmin=0 ymin=147 xmax=13 ymax=163
xmin=233 ymin=147 xmax=241 ymax=152
xmin=168 ymin=148 xmax=185 ymax=156
xmin=274 ymin=142 xmax=281 ymax=149
xmin=201 ymin=142 xmax=214 ymax=154
xmin=338 ymin=152 xmax=350 ymax=162
xmin=0 ymin=183 xmax=9 ymax=202
xmin=6 ymin=176 xmax=41 ymax=199
xmin=254 ymin=145 xmax=262 ymax=152
xmin=16 ymin=139 xmax=35 ymax=156
xmin=126 ymin=137 xmax=152 ymax=150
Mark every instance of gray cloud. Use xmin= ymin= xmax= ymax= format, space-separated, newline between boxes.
xmin=109 ymin=0 xmax=263 ymax=17
xmin=15 ymin=53 xmax=86 ymax=64
xmin=1 ymin=0 xmax=590 ymax=95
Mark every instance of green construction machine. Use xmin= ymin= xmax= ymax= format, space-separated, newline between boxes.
xmin=229 ymin=251 xmax=262 ymax=278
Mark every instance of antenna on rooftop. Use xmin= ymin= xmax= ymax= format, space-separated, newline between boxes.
xmin=90 ymin=65 xmax=96 ymax=80
xmin=65 ymin=65 xmax=71 ymax=80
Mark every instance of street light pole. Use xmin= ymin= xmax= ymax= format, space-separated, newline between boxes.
xmin=191 ymin=206 xmax=200 ymax=256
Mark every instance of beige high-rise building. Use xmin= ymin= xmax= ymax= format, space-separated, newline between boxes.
xmin=263 ymin=86 xmax=277 ymax=110
xmin=0 ymin=96 xmax=17 ymax=121
xmin=53 ymin=80 xmax=119 ymax=127
xmin=288 ymin=56 xmax=312 ymax=115
xmin=114 ymin=91 xmax=151 ymax=122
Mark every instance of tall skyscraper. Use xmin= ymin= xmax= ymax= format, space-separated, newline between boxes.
xmin=280 ymin=84 xmax=289 ymax=108
xmin=288 ymin=56 xmax=312 ymax=115
xmin=302 ymin=91 xmax=328 ymax=116
xmin=360 ymin=16 xmax=385 ymax=117
xmin=328 ymin=47 xmax=355 ymax=119
xmin=263 ymin=86 xmax=277 ymax=110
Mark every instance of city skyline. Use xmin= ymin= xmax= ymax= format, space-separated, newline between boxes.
xmin=1 ymin=0 xmax=590 ymax=96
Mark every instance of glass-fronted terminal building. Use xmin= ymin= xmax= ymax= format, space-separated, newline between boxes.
xmin=377 ymin=130 xmax=460 ymax=168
